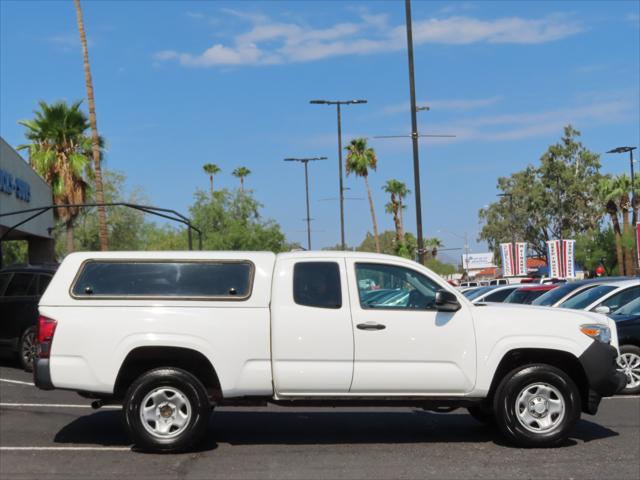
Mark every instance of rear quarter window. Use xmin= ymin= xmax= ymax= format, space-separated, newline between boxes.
xmin=71 ymin=261 xmax=254 ymax=299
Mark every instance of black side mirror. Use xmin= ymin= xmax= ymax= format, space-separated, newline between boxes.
xmin=435 ymin=289 xmax=461 ymax=312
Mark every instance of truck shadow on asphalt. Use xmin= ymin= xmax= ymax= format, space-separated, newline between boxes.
xmin=52 ymin=409 xmax=619 ymax=451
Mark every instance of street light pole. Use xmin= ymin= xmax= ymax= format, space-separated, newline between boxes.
xmin=310 ymin=99 xmax=367 ymax=250
xmin=284 ymin=156 xmax=328 ymax=250
xmin=404 ymin=0 xmax=425 ymax=264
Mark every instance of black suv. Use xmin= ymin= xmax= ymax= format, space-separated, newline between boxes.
xmin=0 ymin=264 xmax=57 ymax=371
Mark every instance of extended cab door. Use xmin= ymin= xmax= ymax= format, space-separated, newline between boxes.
xmin=346 ymin=259 xmax=476 ymax=395
xmin=271 ymin=257 xmax=354 ymax=395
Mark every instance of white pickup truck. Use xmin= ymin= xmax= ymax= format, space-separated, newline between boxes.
xmin=34 ymin=251 xmax=626 ymax=451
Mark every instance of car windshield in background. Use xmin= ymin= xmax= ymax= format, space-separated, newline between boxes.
xmin=532 ymin=283 xmax=598 ymax=306
xmin=558 ymin=285 xmax=617 ymax=310
xmin=463 ymin=286 xmax=494 ymax=300
xmin=612 ymin=297 xmax=640 ymax=317
xmin=505 ymin=288 xmax=551 ymax=305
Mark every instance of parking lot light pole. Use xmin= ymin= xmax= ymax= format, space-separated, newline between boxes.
xmin=284 ymin=157 xmax=328 ymax=250
xmin=310 ymin=99 xmax=367 ymax=250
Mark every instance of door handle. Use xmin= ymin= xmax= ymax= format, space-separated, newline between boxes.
xmin=357 ymin=322 xmax=386 ymax=331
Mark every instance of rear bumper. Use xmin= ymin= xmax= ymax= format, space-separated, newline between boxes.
xmin=579 ymin=341 xmax=627 ymax=414
xmin=33 ymin=358 xmax=54 ymax=390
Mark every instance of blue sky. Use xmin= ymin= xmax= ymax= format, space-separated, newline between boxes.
xmin=1 ymin=1 xmax=639 ymax=259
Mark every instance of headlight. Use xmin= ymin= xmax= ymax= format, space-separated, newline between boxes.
xmin=580 ymin=324 xmax=611 ymax=344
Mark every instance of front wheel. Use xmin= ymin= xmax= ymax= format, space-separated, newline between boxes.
xmin=493 ymin=364 xmax=581 ymax=448
xmin=124 ymin=368 xmax=211 ymax=452
xmin=616 ymin=345 xmax=640 ymax=395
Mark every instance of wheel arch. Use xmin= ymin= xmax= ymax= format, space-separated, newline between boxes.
xmin=113 ymin=346 xmax=222 ymax=402
xmin=487 ymin=348 xmax=590 ymax=412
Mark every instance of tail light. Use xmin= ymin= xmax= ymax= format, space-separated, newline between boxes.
xmin=36 ymin=315 xmax=57 ymax=359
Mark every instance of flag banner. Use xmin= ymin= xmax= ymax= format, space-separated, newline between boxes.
xmin=546 ymin=240 xmax=562 ymax=278
xmin=515 ymin=242 xmax=528 ymax=276
xmin=500 ymin=243 xmax=515 ymax=277
xmin=562 ymin=239 xmax=576 ymax=278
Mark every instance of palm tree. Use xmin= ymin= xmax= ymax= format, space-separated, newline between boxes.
xmin=232 ymin=167 xmax=251 ymax=191
xmin=424 ymin=237 xmax=444 ymax=258
xmin=346 ymin=138 xmax=380 ymax=253
xmin=74 ymin=0 xmax=108 ymax=251
xmin=598 ymin=176 xmax=629 ymax=275
xmin=17 ymin=100 xmax=96 ymax=253
xmin=383 ymin=179 xmax=410 ymax=243
xmin=203 ymin=163 xmax=221 ymax=194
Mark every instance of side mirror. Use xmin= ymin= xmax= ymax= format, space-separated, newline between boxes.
xmin=594 ymin=305 xmax=611 ymax=315
xmin=435 ymin=289 xmax=461 ymax=312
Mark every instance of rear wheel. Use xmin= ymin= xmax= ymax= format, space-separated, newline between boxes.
xmin=616 ymin=345 xmax=640 ymax=395
xmin=124 ymin=368 xmax=211 ymax=452
xmin=18 ymin=327 xmax=37 ymax=372
xmin=493 ymin=364 xmax=581 ymax=447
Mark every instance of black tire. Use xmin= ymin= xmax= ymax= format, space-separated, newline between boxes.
xmin=124 ymin=367 xmax=211 ymax=452
xmin=616 ymin=345 xmax=640 ymax=395
xmin=467 ymin=402 xmax=495 ymax=425
xmin=493 ymin=364 xmax=581 ymax=448
xmin=18 ymin=327 xmax=37 ymax=372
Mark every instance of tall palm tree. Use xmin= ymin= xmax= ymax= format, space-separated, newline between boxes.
xmin=232 ymin=167 xmax=251 ymax=191
xmin=383 ymin=179 xmax=410 ymax=243
xmin=598 ymin=176 xmax=628 ymax=275
xmin=203 ymin=163 xmax=221 ymax=194
xmin=424 ymin=237 xmax=444 ymax=258
xmin=17 ymin=100 xmax=96 ymax=253
xmin=346 ymin=138 xmax=380 ymax=253
xmin=74 ymin=0 xmax=108 ymax=251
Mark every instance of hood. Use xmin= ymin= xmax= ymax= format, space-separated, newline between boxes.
xmin=475 ymin=302 xmax=610 ymax=326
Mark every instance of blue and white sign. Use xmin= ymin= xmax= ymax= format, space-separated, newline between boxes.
xmin=0 ymin=167 xmax=31 ymax=202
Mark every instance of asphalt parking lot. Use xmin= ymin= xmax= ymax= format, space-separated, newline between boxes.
xmin=0 ymin=361 xmax=638 ymax=480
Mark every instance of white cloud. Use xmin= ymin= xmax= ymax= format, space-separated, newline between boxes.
xmin=154 ymin=11 xmax=583 ymax=68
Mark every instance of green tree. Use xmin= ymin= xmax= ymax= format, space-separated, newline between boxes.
xmin=74 ymin=0 xmax=109 ymax=251
xmin=346 ymin=138 xmax=380 ymax=253
xmin=1 ymin=241 xmax=28 ymax=266
xmin=383 ymin=179 xmax=410 ymax=243
xmin=203 ymin=163 xmax=221 ymax=194
xmin=424 ymin=237 xmax=444 ymax=258
xmin=189 ymin=189 xmax=288 ymax=252
xmin=17 ymin=100 xmax=98 ymax=253
xmin=232 ymin=167 xmax=251 ymax=191
xmin=575 ymin=228 xmax=619 ymax=276
xmin=479 ymin=126 xmax=604 ymax=258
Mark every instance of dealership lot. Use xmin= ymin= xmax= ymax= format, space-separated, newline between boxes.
xmin=0 ymin=362 xmax=639 ymax=480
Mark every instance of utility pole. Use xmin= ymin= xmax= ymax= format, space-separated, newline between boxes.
xmin=310 ymin=99 xmax=367 ymax=250
xmin=284 ymin=157 xmax=328 ymax=250
xmin=404 ymin=0 xmax=425 ymax=264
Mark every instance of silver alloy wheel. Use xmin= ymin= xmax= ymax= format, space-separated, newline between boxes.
xmin=616 ymin=353 xmax=640 ymax=390
xmin=515 ymin=383 xmax=565 ymax=434
xmin=140 ymin=387 xmax=192 ymax=439
xmin=21 ymin=330 xmax=36 ymax=370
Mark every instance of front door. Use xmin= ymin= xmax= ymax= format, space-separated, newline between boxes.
xmin=270 ymin=257 xmax=354 ymax=395
xmin=346 ymin=259 xmax=476 ymax=395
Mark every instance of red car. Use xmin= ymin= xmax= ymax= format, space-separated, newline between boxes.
xmin=504 ymin=284 xmax=558 ymax=305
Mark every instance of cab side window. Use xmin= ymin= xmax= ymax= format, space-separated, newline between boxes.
xmin=356 ymin=263 xmax=440 ymax=310
xmin=293 ymin=262 xmax=342 ymax=309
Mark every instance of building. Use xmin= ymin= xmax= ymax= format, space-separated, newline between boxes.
xmin=0 ymin=137 xmax=55 ymax=265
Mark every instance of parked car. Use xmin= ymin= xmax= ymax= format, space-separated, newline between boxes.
xmin=557 ymin=279 xmax=640 ymax=313
xmin=609 ymin=297 xmax=640 ymax=394
xmin=504 ymin=284 xmax=558 ymax=305
xmin=34 ymin=251 xmax=625 ymax=452
xmin=532 ymin=277 xmax=631 ymax=307
xmin=0 ymin=264 xmax=57 ymax=371
xmin=462 ymin=284 xmax=520 ymax=303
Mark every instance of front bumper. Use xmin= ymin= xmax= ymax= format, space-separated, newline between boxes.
xmin=33 ymin=358 xmax=54 ymax=390
xmin=579 ymin=341 xmax=627 ymax=414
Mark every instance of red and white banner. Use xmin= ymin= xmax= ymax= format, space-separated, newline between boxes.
xmin=562 ymin=239 xmax=576 ymax=278
xmin=546 ymin=240 xmax=562 ymax=278
xmin=515 ymin=242 xmax=528 ymax=276
xmin=500 ymin=243 xmax=515 ymax=277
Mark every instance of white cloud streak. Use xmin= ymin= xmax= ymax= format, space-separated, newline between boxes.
xmin=155 ymin=11 xmax=583 ymax=67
